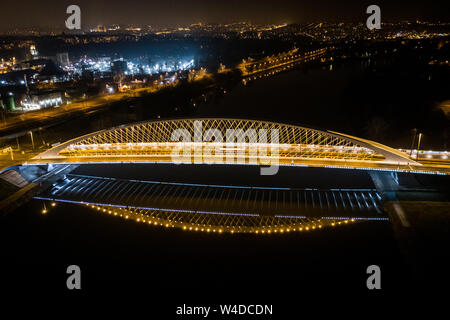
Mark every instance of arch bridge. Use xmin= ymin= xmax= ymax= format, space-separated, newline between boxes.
xmin=29 ymin=118 xmax=420 ymax=170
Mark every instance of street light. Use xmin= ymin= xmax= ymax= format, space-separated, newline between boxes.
xmin=409 ymin=128 xmax=417 ymax=157
xmin=416 ymin=133 xmax=423 ymax=159
xmin=29 ymin=131 xmax=34 ymax=150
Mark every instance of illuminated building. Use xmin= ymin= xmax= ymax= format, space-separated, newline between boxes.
xmin=21 ymin=90 xmax=63 ymax=111
xmin=30 ymin=44 xmax=38 ymax=57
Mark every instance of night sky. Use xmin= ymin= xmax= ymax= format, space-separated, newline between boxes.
xmin=1 ymin=0 xmax=448 ymax=31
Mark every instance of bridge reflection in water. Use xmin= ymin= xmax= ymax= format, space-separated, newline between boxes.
xmin=35 ymin=171 xmax=387 ymax=234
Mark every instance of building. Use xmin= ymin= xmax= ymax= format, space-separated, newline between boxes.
xmin=110 ymin=59 xmax=128 ymax=75
xmin=16 ymin=58 xmax=48 ymax=72
xmin=36 ymin=60 xmax=68 ymax=82
xmin=56 ymin=53 xmax=70 ymax=67
xmin=21 ymin=90 xmax=63 ymax=111
xmin=1 ymin=93 xmax=16 ymax=112
xmin=30 ymin=45 xmax=38 ymax=57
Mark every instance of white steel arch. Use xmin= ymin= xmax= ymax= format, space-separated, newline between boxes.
xmin=33 ymin=118 xmax=418 ymax=165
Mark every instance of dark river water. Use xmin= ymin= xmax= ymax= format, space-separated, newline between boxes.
xmin=3 ymin=197 xmax=407 ymax=297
